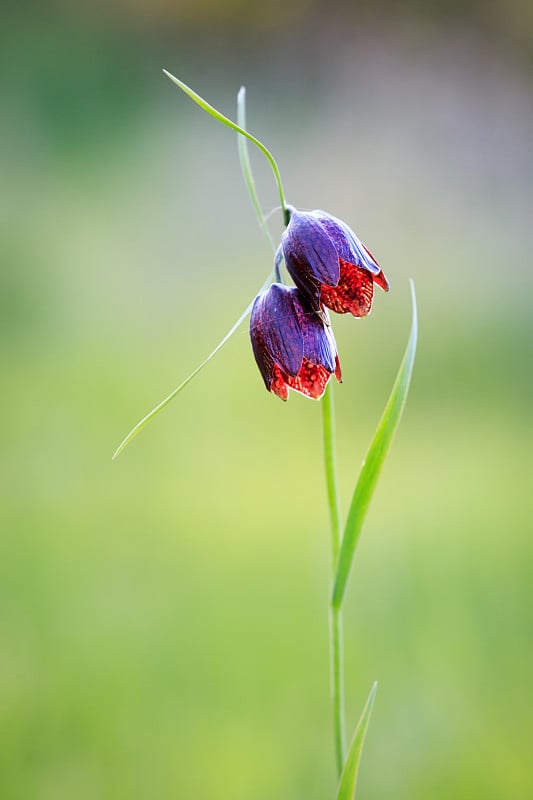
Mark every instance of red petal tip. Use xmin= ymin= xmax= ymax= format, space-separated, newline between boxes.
xmin=373 ymin=270 xmax=389 ymax=292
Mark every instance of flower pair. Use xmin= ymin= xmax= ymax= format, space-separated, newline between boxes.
xmin=250 ymin=209 xmax=389 ymax=400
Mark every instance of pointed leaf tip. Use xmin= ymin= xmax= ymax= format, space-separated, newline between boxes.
xmin=111 ymin=272 xmax=275 ymax=461
xmin=337 ymin=682 xmax=377 ymax=800
xmin=332 ymin=281 xmax=417 ymax=607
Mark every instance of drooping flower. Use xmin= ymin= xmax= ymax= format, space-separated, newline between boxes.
xmin=278 ymin=208 xmax=389 ymax=317
xmin=250 ymin=283 xmax=341 ymax=400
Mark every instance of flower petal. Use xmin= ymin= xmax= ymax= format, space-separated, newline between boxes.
xmin=372 ymin=269 xmax=390 ymax=292
xmin=250 ymin=284 xmax=304 ymax=379
xmin=292 ymin=297 xmax=337 ymax=373
xmin=282 ymin=210 xmax=341 ymax=287
xmin=283 ymin=252 xmax=323 ymax=311
xmin=285 ymin=359 xmax=332 ymax=400
xmin=334 ymin=355 xmax=342 ymax=382
xmin=250 ymin=282 xmax=343 ymax=399
xmin=320 ymin=259 xmax=375 ymax=317
xmin=314 ymin=211 xmax=382 ymax=278
xmin=271 ymin=365 xmax=290 ymax=400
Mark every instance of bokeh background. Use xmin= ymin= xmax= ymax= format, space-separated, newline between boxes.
xmin=1 ymin=1 xmax=532 ymax=798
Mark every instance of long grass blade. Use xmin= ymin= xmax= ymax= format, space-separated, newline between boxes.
xmin=332 ymin=281 xmax=418 ymax=607
xmin=112 ymin=272 xmax=273 ymax=460
xmin=236 ymin=87 xmax=276 ymax=253
xmin=162 ymin=70 xmax=288 ymax=223
xmin=337 ymin=682 xmax=378 ymax=800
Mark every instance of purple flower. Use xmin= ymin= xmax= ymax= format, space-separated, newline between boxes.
xmin=250 ymin=284 xmax=342 ymax=400
xmin=279 ymin=208 xmax=389 ymax=317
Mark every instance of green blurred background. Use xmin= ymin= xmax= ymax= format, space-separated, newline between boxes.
xmin=1 ymin=1 xmax=532 ymax=797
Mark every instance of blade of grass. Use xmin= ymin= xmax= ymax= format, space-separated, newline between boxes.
xmin=163 ymin=70 xmax=289 ymax=226
xmin=332 ymin=281 xmax=418 ymax=607
xmin=112 ymin=271 xmax=273 ymax=460
xmin=236 ymin=87 xmax=276 ymax=253
xmin=113 ymin=76 xmax=285 ymax=461
xmin=337 ymin=682 xmax=378 ymax=800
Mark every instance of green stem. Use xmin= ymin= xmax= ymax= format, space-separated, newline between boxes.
xmin=322 ymin=382 xmax=346 ymax=777
xmin=163 ymin=70 xmax=290 ymax=227
xmin=232 ymin=82 xmax=347 ymax=778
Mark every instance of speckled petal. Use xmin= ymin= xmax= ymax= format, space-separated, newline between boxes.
xmin=277 ymin=296 xmax=341 ymax=399
xmin=285 ymin=360 xmax=333 ymax=400
xmin=270 ymin=365 xmax=290 ymax=400
xmin=250 ymin=283 xmax=342 ymax=400
xmin=320 ymin=259 xmax=375 ymax=317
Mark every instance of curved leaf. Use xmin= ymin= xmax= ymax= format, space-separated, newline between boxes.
xmin=236 ymin=87 xmax=276 ymax=253
xmin=162 ymin=70 xmax=288 ymax=223
xmin=332 ymin=281 xmax=418 ymax=607
xmin=112 ymin=273 xmax=273 ymax=460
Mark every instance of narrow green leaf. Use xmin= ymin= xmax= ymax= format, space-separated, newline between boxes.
xmin=332 ymin=281 xmax=418 ymax=607
xmin=236 ymin=86 xmax=276 ymax=253
xmin=163 ymin=69 xmax=244 ymax=135
xmin=113 ymin=77 xmax=286 ymax=461
xmin=337 ymin=682 xmax=377 ymax=800
xmin=162 ymin=70 xmax=288 ymax=223
xmin=112 ymin=272 xmax=273 ymax=460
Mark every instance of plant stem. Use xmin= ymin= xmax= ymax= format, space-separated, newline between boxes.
xmin=322 ymin=382 xmax=346 ymax=777
xmin=233 ymin=82 xmax=348 ymax=777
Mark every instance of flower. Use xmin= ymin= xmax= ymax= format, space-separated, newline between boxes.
xmin=250 ymin=283 xmax=342 ymax=400
xmin=278 ymin=208 xmax=389 ymax=317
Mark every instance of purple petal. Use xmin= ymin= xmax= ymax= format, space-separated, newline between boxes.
xmin=292 ymin=295 xmax=337 ymax=373
xmin=250 ymin=303 xmax=275 ymax=389
xmin=312 ymin=211 xmax=381 ymax=277
xmin=250 ymin=284 xmax=304 ymax=379
xmin=282 ymin=210 xmax=341 ymax=286
xmin=283 ymin=251 xmax=323 ymax=311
